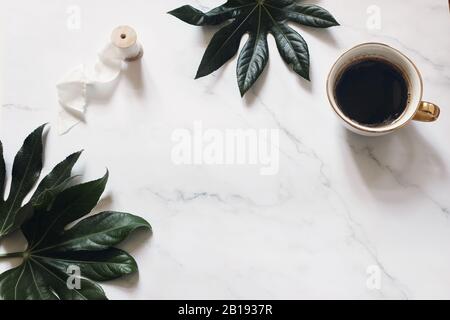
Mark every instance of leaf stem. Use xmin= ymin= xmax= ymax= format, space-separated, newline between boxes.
xmin=0 ymin=252 xmax=24 ymax=260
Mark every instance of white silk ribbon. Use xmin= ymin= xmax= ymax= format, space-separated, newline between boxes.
xmin=56 ymin=39 xmax=141 ymax=135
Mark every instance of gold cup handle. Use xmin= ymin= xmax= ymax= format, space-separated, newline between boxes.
xmin=413 ymin=101 xmax=441 ymax=122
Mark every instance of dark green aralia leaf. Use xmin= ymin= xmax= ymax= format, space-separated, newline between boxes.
xmin=32 ymin=151 xmax=82 ymax=205
xmin=237 ymin=21 xmax=269 ymax=96
xmin=168 ymin=2 xmax=253 ymax=26
xmin=169 ymin=0 xmax=339 ymax=96
xmin=32 ymin=248 xmax=138 ymax=282
xmin=31 ymin=150 xmax=82 ymax=213
xmin=0 ymin=125 xmax=45 ymax=237
xmin=22 ymin=172 xmax=109 ymax=249
xmin=33 ymin=211 xmax=151 ymax=253
xmin=271 ymin=23 xmax=310 ymax=80
xmin=195 ymin=16 xmax=250 ymax=79
xmin=285 ymin=5 xmax=340 ymax=28
xmin=7 ymin=125 xmax=45 ymax=207
xmin=32 ymin=176 xmax=78 ymax=212
xmin=0 ymin=125 xmax=82 ymax=238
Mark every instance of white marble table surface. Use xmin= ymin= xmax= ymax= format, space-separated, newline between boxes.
xmin=1 ymin=0 xmax=449 ymax=300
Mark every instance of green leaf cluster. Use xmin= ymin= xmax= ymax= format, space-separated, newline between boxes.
xmin=0 ymin=125 xmax=151 ymax=300
xmin=169 ymin=0 xmax=339 ymax=96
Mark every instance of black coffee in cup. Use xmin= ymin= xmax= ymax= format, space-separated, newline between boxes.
xmin=335 ymin=58 xmax=409 ymax=126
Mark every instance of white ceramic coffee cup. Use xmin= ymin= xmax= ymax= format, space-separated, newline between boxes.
xmin=327 ymin=43 xmax=440 ymax=136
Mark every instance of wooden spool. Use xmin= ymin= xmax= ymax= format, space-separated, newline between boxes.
xmin=111 ymin=25 xmax=143 ymax=61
